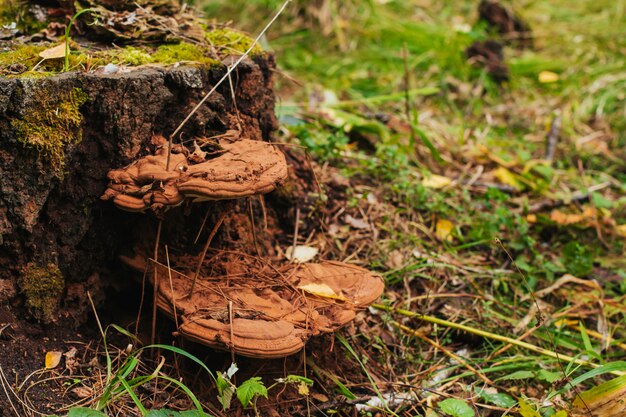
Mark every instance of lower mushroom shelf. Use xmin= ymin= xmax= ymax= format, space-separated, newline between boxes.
xmin=122 ymin=253 xmax=385 ymax=358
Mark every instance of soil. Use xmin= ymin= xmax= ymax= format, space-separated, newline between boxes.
xmin=478 ymin=0 xmax=532 ymax=47
xmin=465 ymin=39 xmax=509 ymax=83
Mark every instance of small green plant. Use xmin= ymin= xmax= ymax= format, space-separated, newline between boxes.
xmin=215 ymin=363 xmax=312 ymax=416
xmin=64 ymin=8 xmax=96 ymax=72
xmin=66 ymin=322 xmax=215 ymax=417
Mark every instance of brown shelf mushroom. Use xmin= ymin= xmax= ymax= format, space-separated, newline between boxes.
xmin=101 ymin=136 xmax=288 ymax=212
xmin=122 ymin=253 xmax=384 ymax=358
xmin=178 ymin=138 xmax=289 ymax=201
xmin=105 ymin=134 xmax=385 ymax=358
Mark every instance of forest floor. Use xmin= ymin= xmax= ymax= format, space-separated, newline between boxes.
xmin=198 ymin=0 xmax=625 ymax=416
xmin=2 ymin=0 xmax=625 ymax=416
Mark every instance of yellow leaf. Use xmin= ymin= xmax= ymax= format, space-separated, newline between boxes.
xmin=526 ymin=214 xmax=537 ymax=223
xmin=45 ymin=351 xmax=62 ymax=369
xmin=422 ymin=174 xmax=452 ymax=189
xmin=493 ymin=167 xmax=523 ymax=190
xmin=435 ymin=219 xmax=454 ymax=242
xmin=574 ymin=374 xmax=626 ymax=416
xmin=518 ymin=398 xmax=542 ymax=417
xmin=298 ymin=283 xmax=347 ymax=301
xmin=297 ymin=382 xmax=310 ymax=396
xmin=538 ymin=71 xmax=559 ymax=83
xmin=616 ymin=224 xmax=626 ymax=238
xmin=550 ymin=207 xmax=596 ymax=226
xmin=39 ymin=44 xmax=67 ymax=60
xmin=477 ymin=144 xmax=518 ymax=168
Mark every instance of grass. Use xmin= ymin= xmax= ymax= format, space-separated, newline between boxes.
xmin=195 ymin=0 xmax=626 ymax=415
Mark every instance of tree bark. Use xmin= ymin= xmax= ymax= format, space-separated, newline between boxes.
xmin=0 ymin=56 xmax=280 ymax=323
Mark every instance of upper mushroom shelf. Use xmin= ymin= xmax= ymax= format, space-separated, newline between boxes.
xmin=101 ymin=135 xmax=289 ymax=213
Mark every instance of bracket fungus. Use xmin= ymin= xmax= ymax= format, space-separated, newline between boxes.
xmin=122 ymin=253 xmax=384 ymax=358
xmin=101 ymin=135 xmax=289 ymax=212
xmin=103 ymin=134 xmax=384 ymax=358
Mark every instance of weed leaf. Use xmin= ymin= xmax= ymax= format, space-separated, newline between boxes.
xmin=438 ymin=398 xmax=475 ymax=417
xmin=518 ymin=398 xmax=541 ymax=417
xmin=67 ymin=408 xmax=108 ymax=417
xmin=216 ymin=373 xmax=236 ymax=410
xmin=146 ymin=410 xmax=207 ymax=417
xmin=237 ymin=377 xmax=268 ymax=408
xmin=496 ymin=370 xmax=535 ymax=381
xmin=475 ymin=388 xmax=516 ymax=408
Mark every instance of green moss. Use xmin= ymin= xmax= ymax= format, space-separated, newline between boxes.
xmin=206 ymin=27 xmax=262 ymax=56
xmin=19 ymin=263 xmax=65 ymax=322
xmin=0 ymin=43 xmax=46 ymax=66
xmin=0 ymin=42 xmax=104 ymax=76
xmin=111 ymin=46 xmax=153 ymax=66
xmin=0 ymin=26 xmax=262 ymax=77
xmin=11 ymin=87 xmax=89 ymax=177
xmin=151 ymin=42 xmax=218 ymax=65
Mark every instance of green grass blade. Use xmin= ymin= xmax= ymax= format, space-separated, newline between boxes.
xmin=144 ymin=344 xmax=215 ymax=382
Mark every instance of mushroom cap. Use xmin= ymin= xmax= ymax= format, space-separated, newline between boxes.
xmin=122 ymin=253 xmax=384 ymax=358
xmin=178 ymin=139 xmax=288 ymax=200
xmin=101 ymin=136 xmax=289 ymax=212
xmin=179 ymin=318 xmax=306 ymax=359
xmin=113 ymin=193 xmax=149 ymax=212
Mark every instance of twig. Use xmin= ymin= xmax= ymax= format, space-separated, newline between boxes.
xmin=164 ymin=245 xmax=179 ymax=329
xmin=528 ymin=181 xmax=611 ymax=213
xmin=393 ymin=321 xmax=494 ymax=385
xmin=291 ymin=206 xmax=300 ymax=262
xmin=134 ymin=264 xmax=150 ymax=337
xmin=165 ymin=0 xmax=292 ymax=170
xmin=194 ymin=207 xmax=211 ymax=245
xmin=187 ymin=210 xmax=229 ymax=297
xmin=0 ymin=363 xmax=22 ymax=417
xmin=545 ymin=113 xmax=561 ymax=162
xmin=248 ymin=198 xmax=260 ymax=256
xmin=151 ymin=220 xmax=163 ymax=346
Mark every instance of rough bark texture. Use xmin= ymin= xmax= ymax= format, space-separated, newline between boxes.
xmin=0 ymin=56 xmax=278 ymax=323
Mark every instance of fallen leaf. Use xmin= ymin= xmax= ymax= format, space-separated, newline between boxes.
xmin=39 ymin=44 xmax=67 ymax=60
xmin=435 ymin=219 xmax=454 ymax=242
xmin=298 ymin=283 xmax=347 ymax=301
xmin=518 ymin=398 xmax=541 ymax=417
xmin=492 ymin=167 xmax=523 ymax=190
xmin=45 ymin=351 xmax=63 ymax=369
xmin=285 ymin=245 xmax=319 ymax=263
xmin=71 ymin=386 xmax=94 ymax=399
xmin=615 ymin=224 xmax=626 ymax=238
xmin=345 ymin=214 xmax=369 ymax=230
xmin=477 ymin=144 xmax=518 ymax=168
xmin=573 ymin=374 xmax=626 ymax=416
xmin=297 ymin=382 xmax=310 ymax=396
xmin=538 ymin=71 xmax=559 ymax=83
xmin=550 ymin=206 xmax=597 ymax=226
xmin=311 ymin=392 xmax=329 ymax=402
xmin=526 ymin=214 xmax=537 ymax=223
xmin=422 ymin=174 xmax=452 ymax=189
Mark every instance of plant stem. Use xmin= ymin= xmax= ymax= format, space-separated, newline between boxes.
xmin=372 ymin=304 xmax=626 ymax=377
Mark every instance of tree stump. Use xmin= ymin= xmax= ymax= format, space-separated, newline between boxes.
xmin=0 ymin=1 xmax=281 ymax=324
